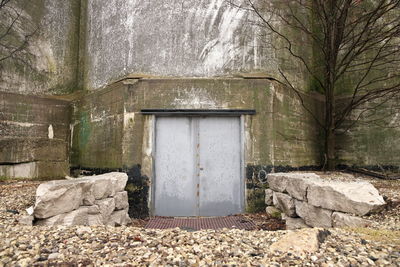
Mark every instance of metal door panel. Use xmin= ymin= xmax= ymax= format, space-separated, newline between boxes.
xmin=154 ymin=117 xmax=197 ymax=216
xmin=198 ymin=117 xmax=242 ymax=216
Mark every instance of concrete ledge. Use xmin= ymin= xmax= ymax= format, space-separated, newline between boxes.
xmin=0 ymin=138 xmax=68 ymax=163
xmin=0 ymin=161 xmax=69 ymax=179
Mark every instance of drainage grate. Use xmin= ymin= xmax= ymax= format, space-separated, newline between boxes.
xmin=145 ymin=216 xmax=256 ymax=230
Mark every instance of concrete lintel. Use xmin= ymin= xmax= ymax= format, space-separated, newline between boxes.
xmin=141 ymin=109 xmax=256 ymax=116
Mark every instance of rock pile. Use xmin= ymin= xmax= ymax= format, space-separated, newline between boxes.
xmin=26 ymin=172 xmax=131 ymax=226
xmin=265 ymin=173 xmax=386 ymax=229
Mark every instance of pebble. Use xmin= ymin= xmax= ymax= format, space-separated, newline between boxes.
xmin=1 ymin=178 xmax=399 ymax=266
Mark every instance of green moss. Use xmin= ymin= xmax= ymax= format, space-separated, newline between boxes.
xmin=269 ymin=209 xmax=282 ymax=219
xmin=246 ymin=189 xmax=267 ymax=213
xmin=0 ymin=176 xmax=10 ymax=182
xmin=79 ymin=111 xmax=91 ymax=147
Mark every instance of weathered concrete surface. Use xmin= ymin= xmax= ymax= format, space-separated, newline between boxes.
xmin=84 ymin=0 xmax=310 ymax=90
xmin=0 ymin=162 xmax=67 ymax=179
xmin=336 ymin=98 xmax=400 ymax=169
xmin=70 ymin=85 xmax=125 ymax=169
xmin=0 ymin=92 xmax=71 ymax=179
xmin=71 ymin=79 xmax=324 ymax=171
xmin=0 ymin=0 xmax=80 ymax=95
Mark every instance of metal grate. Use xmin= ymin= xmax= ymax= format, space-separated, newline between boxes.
xmin=145 ymin=216 xmax=256 ymax=230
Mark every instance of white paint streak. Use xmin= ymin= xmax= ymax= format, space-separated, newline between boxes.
xmin=48 ymin=124 xmax=54 ymax=139
xmin=123 ymin=107 xmax=135 ymax=128
xmin=2 ymin=121 xmax=37 ymax=127
xmin=69 ymin=124 xmax=74 ymax=147
xmin=85 ymin=0 xmax=276 ymax=90
xmin=199 ymin=6 xmax=246 ymax=73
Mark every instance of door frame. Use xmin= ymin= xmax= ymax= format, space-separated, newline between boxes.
xmin=141 ymin=109 xmax=255 ymax=217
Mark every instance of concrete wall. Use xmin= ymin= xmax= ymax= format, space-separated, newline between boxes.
xmin=0 ymin=0 xmax=80 ymax=95
xmin=336 ymin=99 xmax=400 ymax=169
xmin=71 ymin=78 xmax=323 ymax=170
xmin=83 ymin=0 xmax=309 ymax=90
xmin=70 ymin=84 xmax=125 ymax=169
xmin=0 ymin=92 xmax=71 ymax=178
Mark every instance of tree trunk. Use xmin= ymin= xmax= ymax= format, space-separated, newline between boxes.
xmin=325 ymin=128 xmax=336 ymax=171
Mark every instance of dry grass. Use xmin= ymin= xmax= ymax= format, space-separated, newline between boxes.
xmin=349 ymin=227 xmax=400 ymax=246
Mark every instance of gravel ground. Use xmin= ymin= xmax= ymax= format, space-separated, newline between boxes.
xmin=1 ymin=176 xmax=399 ymax=266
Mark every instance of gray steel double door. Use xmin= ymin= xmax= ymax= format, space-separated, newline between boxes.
xmin=154 ymin=116 xmax=243 ymax=217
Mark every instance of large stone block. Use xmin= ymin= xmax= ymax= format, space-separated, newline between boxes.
xmin=268 ymin=172 xmax=385 ymax=216
xmin=267 ymin=173 xmax=289 ymax=192
xmin=95 ymin=198 xmax=115 ymax=222
xmin=114 ymin=191 xmax=129 ymax=210
xmin=267 ymin=173 xmax=320 ymax=200
xmin=307 ymin=181 xmax=385 ymax=216
xmin=88 ymin=214 xmax=104 ymax=226
xmin=265 ymin=189 xmax=273 ymax=206
xmin=34 ymin=180 xmax=85 ymax=219
xmin=285 ymin=217 xmax=309 ymax=230
xmin=273 ymin=192 xmax=296 ymax=217
xmin=109 ymin=210 xmax=131 ymax=226
xmin=270 ymin=228 xmax=330 ymax=256
xmin=295 ymin=200 xmax=333 ymax=228
xmin=33 ymin=172 xmax=128 ymax=219
xmin=285 ymin=174 xmax=320 ymax=201
xmin=332 ymin=212 xmax=372 ymax=228
xmin=36 ymin=207 xmax=89 ymax=226
xmin=88 ymin=172 xmax=128 ymax=199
